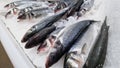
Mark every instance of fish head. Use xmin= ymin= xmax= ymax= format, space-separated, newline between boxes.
xmin=46 ymin=40 xmax=63 ymax=68
xmin=4 ymin=3 xmax=15 ymax=9
xmin=54 ymin=2 xmax=67 ymax=13
xmin=65 ymin=51 xmax=84 ymax=68
xmin=21 ymin=26 xmax=36 ymax=42
xmin=5 ymin=11 xmax=11 ymax=18
xmin=4 ymin=3 xmax=13 ymax=8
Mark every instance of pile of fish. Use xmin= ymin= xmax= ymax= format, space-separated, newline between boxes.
xmin=4 ymin=0 xmax=109 ymax=68
xmin=4 ymin=0 xmax=94 ymax=21
xmin=4 ymin=0 xmax=54 ymax=20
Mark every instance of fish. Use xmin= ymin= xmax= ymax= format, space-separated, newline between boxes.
xmin=36 ymin=17 xmax=73 ymax=53
xmin=5 ymin=2 xmax=42 ymax=18
xmin=64 ymin=18 xmax=108 ymax=68
xmin=4 ymin=1 xmax=38 ymax=9
xmin=45 ymin=20 xmax=94 ymax=68
xmin=83 ymin=18 xmax=109 ymax=68
xmin=37 ymin=27 xmax=64 ymax=53
xmin=77 ymin=0 xmax=94 ymax=17
xmin=64 ymin=19 xmax=105 ymax=68
xmin=17 ymin=7 xmax=52 ymax=20
xmin=25 ymin=25 xmax=56 ymax=49
xmin=67 ymin=0 xmax=84 ymax=17
xmin=54 ymin=0 xmax=78 ymax=12
xmin=21 ymin=6 xmax=73 ymax=42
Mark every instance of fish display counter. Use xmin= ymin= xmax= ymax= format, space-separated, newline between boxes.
xmin=0 ymin=0 xmax=108 ymax=68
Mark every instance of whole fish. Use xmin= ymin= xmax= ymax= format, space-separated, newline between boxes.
xmin=45 ymin=20 xmax=94 ymax=68
xmin=64 ymin=20 xmax=103 ymax=68
xmin=67 ymin=0 xmax=84 ymax=17
xmin=21 ymin=5 xmax=73 ymax=42
xmin=25 ymin=25 xmax=56 ymax=49
xmin=83 ymin=18 xmax=109 ymax=68
xmin=4 ymin=1 xmax=38 ymax=9
xmin=17 ymin=7 xmax=52 ymax=20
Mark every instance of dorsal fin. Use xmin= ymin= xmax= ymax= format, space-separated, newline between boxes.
xmin=81 ymin=43 xmax=87 ymax=54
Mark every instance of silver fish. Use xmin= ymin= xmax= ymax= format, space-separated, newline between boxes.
xmin=83 ymin=18 xmax=109 ymax=68
xmin=64 ymin=20 xmax=102 ymax=68
xmin=17 ymin=7 xmax=52 ymax=20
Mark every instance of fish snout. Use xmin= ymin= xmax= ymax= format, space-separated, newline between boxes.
xmin=17 ymin=12 xmax=26 ymax=20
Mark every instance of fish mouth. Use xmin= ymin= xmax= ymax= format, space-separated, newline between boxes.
xmin=21 ymin=37 xmax=28 ymax=42
xmin=25 ymin=39 xmax=34 ymax=49
xmin=4 ymin=4 xmax=9 ymax=8
xmin=17 ymin=13 xmax=26 ymax=20
xmin=37 ymin=41 xmax=47 ymax=51
xmin=45 ymin=56 xmax=53 ymax=68
xmin=25 ymin=44 xmax=36 ymax=49
xmin=21 ymin=33 xmax=29 ymax=42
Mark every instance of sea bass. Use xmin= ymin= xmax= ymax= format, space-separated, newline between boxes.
xmin=83 ymin=18 xmax=109 ymax=68
xmin=45 ymin=20 xmax=94 ymax=68
xmin=64 ymin=20 xmax=103 ymax=68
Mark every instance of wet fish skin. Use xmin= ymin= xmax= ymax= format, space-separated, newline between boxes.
xmin=25 ymin=25 xmax=56 ymax=49
xmin=21 ymin=6 xmax=72 ymax=42
xmin=45 ymin=20 xmax=93 ymax=68
xmin=83 ymin=18 xmax=109 ymax=68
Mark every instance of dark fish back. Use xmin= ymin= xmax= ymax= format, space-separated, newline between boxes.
xmin=83 ymin=18 xmax=109 ymax=68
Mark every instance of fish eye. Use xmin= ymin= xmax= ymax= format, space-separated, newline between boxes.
xmin=56 ymin=40 xmax=61 ymax=45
